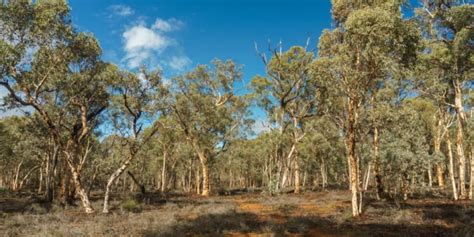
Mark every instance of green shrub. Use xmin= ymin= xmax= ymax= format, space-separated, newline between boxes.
xmin=120 ymin=199 xmax=142 ymax=213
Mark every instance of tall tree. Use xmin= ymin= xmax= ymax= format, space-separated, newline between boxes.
xmin=171 ymin=59 xmax=249 ymax=196
xmin=252 ymin=46 xmax=321 ymax=193
xmin=417 ymin=0 xmax=473 ymax=199
xmin=102 ymin=68 xmax=167 ymax=213
xmin=0 ymin=1 xmax=118 ymax=213
xmin=315 ymin=0 xmax=420 ymax=216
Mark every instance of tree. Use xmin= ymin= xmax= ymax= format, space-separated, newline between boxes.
xmin=417 ymin=0 xmax=473 ymax=199
xmin=171 ymin=59 xmax=249 ymax=196
xmin=252 ymin=46 xmax=321 ymax=193
xmin=102 ymin=68 xmax=167 ymax=213
xmin=315 ymin=0 xmax=420 ymax=216
xmin=0 ymin=0 xmax=118 ymax=213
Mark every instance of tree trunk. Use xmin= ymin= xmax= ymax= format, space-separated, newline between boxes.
xmin=103 ymin=155 xmax=134 ymax=213
xmin=201 ymin=159 xmax=210 ymax=196
xmin=372 ymin=126 xmax=383 ymax=200
xmin=453 ymin=79 xmax=467 ymax=199
xmin=347 ymin=98 xmax=360 ymax=217
xmin=469 ymin=146 xmax=473 ymax=200
xmin=446 ymin=131 xmax=459 ymax=201
xmin=294 ymin=152 xmax=301 ymax=194
xmin=434 ymin=117 xmax=445 ymax=187
xmin=196 ymin=160 xmax=201 ymax=195
xmin=161 ymin=150 xmax=167 ymax=193
xmin=68 ymin=163 xmax=94 ymax=214
xmin=127 ymin=171 xmax=145 ymax=194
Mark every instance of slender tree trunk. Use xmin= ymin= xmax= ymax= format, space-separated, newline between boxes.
xmin=127 ymin=171 xmax=145 ymax=194
xmin=446 ymin=132 xmax=459 ymax=201
xmin=12 ymin=161 xmax=23 ymax=191
xmin=428 ymin=163 xmax=433 ymax=188
xmin=434 ymin=117 xmax=445 ymax=187
xmin=103 ymin=155 xmax=134 ymax=213
xmin=161 ymin=150 xmax=167 ymax=193
xmin=18 ymin=166 xmax=39 ymax=190
xmin=453 ymin=79 xmax=467 ymax=199
xmin=372 ymin=126 xmax=383 ymax=199
xmin=196 ymin=160 xmax=201 ymax=195
xmin=347 ymin=98 xmax=360 ymax=217
xmin=469 ymin=146 xmax=473 ymax=200
xmin=321 ymin=158 xmax=327 ymax=189
xmin=294 ymin=152 xmax=301 ymax=194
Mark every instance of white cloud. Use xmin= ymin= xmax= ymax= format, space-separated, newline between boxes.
xmin=152 ymin=18 xmax=184 ymax=32
xmin=109 ymin=5 xmax=134 ymax=17
xmin=122 ymin=18 xmax=187 ymax=69
xmin=169 ymin=56 xmax=191 ymax=71
xmin=122 ymin=25 xmax=171 ymax=68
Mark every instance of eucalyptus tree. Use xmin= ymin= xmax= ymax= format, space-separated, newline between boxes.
xmin=171 ymin=59 xmax=249 ymax=196
xmin=416 ymin=0 xmax=473 ymax=199
xmin=315 ymin=0 xmax=420 ymax=216
xmin=103 ymin=68 xmax=168 ymax=213
xmin=0 ymin=0 xmax=118 ymax=213
xmin=252 ymin=46 xmax=320 ymax=193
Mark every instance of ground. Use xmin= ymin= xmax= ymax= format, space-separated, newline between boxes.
xmin=0 ymin=189 xmax=473 ymax=236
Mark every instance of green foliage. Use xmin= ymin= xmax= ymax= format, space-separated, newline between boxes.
xmin=120 ymin=199 xmax=142 ymax=213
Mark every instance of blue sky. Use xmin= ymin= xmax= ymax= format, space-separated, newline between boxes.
xmin=68 ymin=0 xmax=333 ymax=81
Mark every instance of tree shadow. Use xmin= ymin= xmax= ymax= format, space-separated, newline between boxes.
xmin=140 ymin=209 xmax=464 ymax=237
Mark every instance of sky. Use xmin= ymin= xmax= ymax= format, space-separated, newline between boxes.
xmin=67 ymin=0 xmax=334 ymax=80
xmin=0 ymin=0 xmax=422 ymax=128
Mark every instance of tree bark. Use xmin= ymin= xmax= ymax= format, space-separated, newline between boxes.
xmin=372 ymin=126 xmax=383 ymax=200
xmin=434 ymin=116 xmax=445 ymax=187
xmin=347 ymin=98 xmax=360 ymax=217
xmin=161 ymin=150 xmax=168 ymax=193
xmin=469 ymin=146 xmax=473 ymax=200
xmin=446 ymin=131 xmax=459 ymax=201
xmin=453 ymin=79 xmax=467 ymax=199
xmin=103 ymin=155 xmax=134 ymax=213
xmin=294 ymin=152 xmax=301 ymax=194
xmin=68 ymin=162 xmax=94 ymax=214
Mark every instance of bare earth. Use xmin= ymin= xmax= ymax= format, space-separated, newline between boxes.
xmin=0 ymin=190 xmax=473 ymax=236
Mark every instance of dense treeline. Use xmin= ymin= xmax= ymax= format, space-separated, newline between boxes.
xmin=0 ymin=0 xmax=472 ymax=217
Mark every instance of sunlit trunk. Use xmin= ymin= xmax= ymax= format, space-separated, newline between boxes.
xmin=434 ymin=117 xmax=445 ymax=187
xmin=347 ymin=98 xmax=360 ymax=217
xmin=446 ymin=131 xmax=458 ymax=201
xmin=103 ymin=155 xmax=134 ymax=213
xmin=161 ymin=150 xmax=167 ymax=193
xmin=453 ymin=79 xmax=467 ymax=199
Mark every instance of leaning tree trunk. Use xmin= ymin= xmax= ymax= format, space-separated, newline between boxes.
xmin=103 ymin=155 xmax=134 ymax=213
xmin=66 ymin=158 xmax=94 ymax=214
xmin=453 ymin=79 xmax=467 ymax=199
xmin=347 ymin=98 xmax=360 ymax=217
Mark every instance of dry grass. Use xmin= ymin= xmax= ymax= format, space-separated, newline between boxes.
xmin=0 ymin=190 xmax=473 ymax=236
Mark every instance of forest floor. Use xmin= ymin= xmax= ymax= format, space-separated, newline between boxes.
xmin=0 ymin=189 xmax=473 ymax=236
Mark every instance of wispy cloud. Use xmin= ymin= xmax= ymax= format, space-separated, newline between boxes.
xmin=109 ymin=5 xmax=134 ymax=17
xmin=169 ymin=56 xmax=191 ymax=71
xmin=152 ymin=18 xmax=184 ymax=32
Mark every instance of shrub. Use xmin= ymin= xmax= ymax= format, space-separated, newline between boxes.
xmin=120 ymin=199 xmax=142 ymax=213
